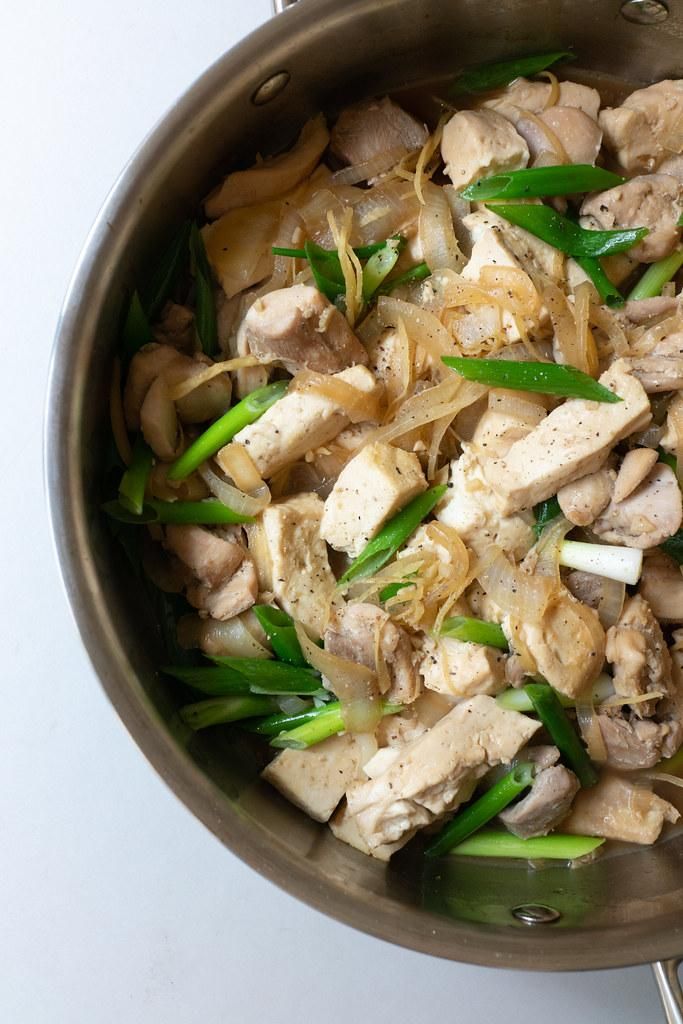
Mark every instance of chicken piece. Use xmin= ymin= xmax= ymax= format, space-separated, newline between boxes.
xmin=639 ymin=552 xmax=683 ymax=623
xmin=262 ymin=734 xmax=370 ymax=823
xmin=622 ymin=296 xmax=681 ymax=324
xmin=592 ymin=712 xmax=683 ymax=771
xmin=441 ymin=109 xmax=529 ymax=189
xmin=661 ymin=390 xmax=683 ymax=455
xmin=563 ymin=772 xmax=679 ymax=845
xmin=345 ymin=695 xmax=540 ymax=850
xmin=164 ymin=524 xmax=244 ymax=587
xmin=581 ymin=175 xmax=683 ymax=263
xmin=419 ymin=636 xmax=507 ymax=699
xmin=557 ymin=467 xmax=614 ymax=527
xmin=320 ymin=441 xmax=427 ymax=557
xmin=627 ymin=355 xmax=683 ymax=393
xmin=538 ymin=106 xmax=602 ymax=165
xmin=324 ymin=603 xmax=420 ymax=704
xmin=204 ymin=114 xmax=330 ymax=218
xmin=592 ymin=463 xmax=682 ymax=549
xmin=599 ymin=80 xmax=683 ymax=174
xmin=504 ymin=589 xmax=605 ymax=699
xmin=228 ymin=364 xmax=379 ymax=478
xmin=659 ymin=154 xmax=683 ymax=182
xmin=436 ymin=447 xmax=535 ymax=560
xmin=329 ymin=802 xmax=406 ymax=861
xmin=484 ymin=77 xmax=601 ymax=123
xmin=153 ymin=302 xmax=195 ymax=352
xmin=187 ymin=557 xmax=258 ymax=621
xmin=482 ymin=360 xmax=651 ymax=515
xmin=606 ymin=595 xmax=674 ymax=716
xmin=613 ymin=448 xmax=659 ymax=503
xmin=499 ymin=764 xmax=579 ymax=838
xmin=123 ymin=343 xmax=186 ymax=431
xmin=238 ymin=284 xmax=368 ymax=374
xmin=330 ymin=96 xmax=428 ymax=172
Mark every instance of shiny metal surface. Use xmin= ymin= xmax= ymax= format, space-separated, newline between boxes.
xmin=46 ymin=0 xmax=683 ymax=974
xmin=620 ymin=0 xmax=670 ymax=24
xmin=654 ymin=961 xmax=683 ymax=1023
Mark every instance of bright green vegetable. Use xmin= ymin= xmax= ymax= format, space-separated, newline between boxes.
xmin=573 ymin=255 xmax=625 ymax=308
xmin=118 ymin=436 xmax=153 ymax=516
xmin=439 ymin=616 xmax=508 ymax=649
xmin=487 ymin=202 xmax=648 ymax=258
xmin=523 ymin=681 xmax=598 ymax=787
xmin=180 ymin=695 xmax=279 ymax=730
xmin=272 ymin=237 xmax=402 ymax=261
xmin=461 ymin=165 xmax=624 ymax=202
xmin=627 ymin=249 xmax=683 ymax=301
xmin=658 ymin=745 xmax=683 ymax=775
xmin=142 ymin=220 xmax=191 ymax=320
xmin=189 ymin=222 xmax=218 ymax=357
xmin=658 ymin=448 xmax=677 ymax=472
xmin=448 ymin=829 xmax=604 ymax=860
xmin=339 ymin=484 xmax=448 ymax=584
xmin=252 ymin=605 xmax=307 ymax=666
xmin=270 ymin=700 xmax=403 ymax=750
xmin=304 ymin=240 xmax=346 ymax=303
xmin=102 ymin=498 xmax=254 ymax=525
xmin=661 ymin=528 xmax=683 ymax=565
xmin=497 ymin=675 xmax=614 ymax=713
xmin=533 ymin=495 xmax=562 ymax=537
xmin=377 ymin=262 xmax=431 ymax=294
xmin=442 ymin=356 xmax=621 ymax=403
xmin=120 ymin=290 xmax=152 ymax=363
xmin=450 ymin=50 xmax=573 ymax=95
xmin=246 ymin=702 xmax=320 ymax=736
xmin=362 ymin=238 xmax=401 ymax=300
xmin=379 ymin=578 xmax=415 ymax=603
xmin=167 ymin=380 xmax=288 ymax=481
xmin=164 ymin=660 xmax=322 ymax=697
xmin=425 ymin=762 xmax=535 ymax=857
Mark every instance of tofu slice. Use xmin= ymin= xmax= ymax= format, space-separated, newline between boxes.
xmin=262 ymin=734 xmax=368 ymax=823
xmin=482 ymin=360 xmax=652 ymax=514
xmin=329 ymin=802 xmax=406 ymax=861
xmin=563 ymin=773 xmax=679 ymax=845
xmin=419 ymin=636 xmax=507 ymax=698
xmin=261 ymin=493 xmax=337 ymax=638
xmin=320 ymin=441 xmax=427 ymax=556
xmin=441 ymin=109 xmax=529 ymax=189
xmin=345 ymin=695 xmax=540 ymax=850
xmin=224 ymin=364 xmax=378 ymax=478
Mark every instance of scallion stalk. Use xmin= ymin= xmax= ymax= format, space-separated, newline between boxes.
xmin=559 ymin=539 xmax=643 ymax=585
xmin=442 ymin=356 xmax=621 ymax=403
xmin=439 ymin=615 xmax=508 ymax=649
xmin=362 ymin=239 xmax=401 ymax=300
xmin=164 ymin=660 xmax=322 ymax=697
xmin=627 ymin=249 xmax=683 ymax=301
xmin=189 ymin=222 xmax=218 ymax=357
xmin=252 ymin=605 xmax=307 ymax=666
xmin=573 ymin=255 xmax=625 ymax=308
xmin=461 ymin=165 xmax=624 ymax=202
xmin=447 ymin=829 xmax=604 ymax=860
xmin=269 ymin=700 xmax=402 ymax=750
xmin=142 ymin=220 xmax=191 ymax=321
xmin=102 ymin=498 xmax=254 ymax=525
xmin=487 ymin=202 xmax=648 ymax=258
xmin=450 ymin=50 xmax=574 ymax=95
xmin=118 ymin=436 xmax=153 ymax=516
xmin=523 ymin=681 xmax=597 ymax=787
xmin=661 ymin=528 xmax=683 ymax=565
xmin=180 ymin=695 xmax=279 ymax=730
xmin=377 ymin=262 xmax=431 ymax=295
xmin=533 ymin=495 xmax=562 ymax=537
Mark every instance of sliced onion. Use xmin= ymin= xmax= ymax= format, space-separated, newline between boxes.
xmin=328 ymin=207 xmax=363 ymax=326
xmin=575 ymin=701 xmax=608 ymax=764
xmin=642 ymin=772 xmax=683 ymax=789
xmin=377 ymin=296 xmax=454 ymax=370
xmin=573 ymin=281 xmax=599 ymax=378
xmin=168 ymin=357 xmax=260 ymax=402
xmin=418 ymin=181 xmax=465 ymax=273
xmin=177 ymin=613 xmax=272 ymax=658
xmin=218 ymin=442 xmax=265 ymax=494
xmin=243 ymin=521 xmax=273 ymax=591
xmin=352 ymin=181 xmax=421 ymax=245
xmin=595 ymin=576 xmax=626 ymax=629
xmin=199 ymin=462 xmax=269 ymax=516
xmin=478 ymin=551 xmax=555 ymax=623
xmin=331 ymin=147 xmax=405 ymax=186
xmin=598 ymin=689 xmax=666 ymax=709
xmin=290 ymin=369 xmax=382 ymax=424
xmin=414 ymin=115 xmax=447 ymax=205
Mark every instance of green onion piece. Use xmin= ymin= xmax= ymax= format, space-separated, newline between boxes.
xmin=180 ymin=695 xmax=279 ymax=730
xmin=142 ymin=220 xmax=191 ymax=320
xmin=270 ymin=700 xmax=403 ymax=750
xmin=252 ymin=605 xmax=307 ymax=666
xmin=496 ymin=687 xmax=573 ymax=712
xmin=450 ymin=49 xmax=573 ymax=95
xmin=678 ymin=213 xmax=683 ymax=227
xmin=627 ymin=249 xmax=683 ymax=301
xmin=164 ymin=661 xmax=322 ymax=697
xmin=272 ymin=237 xmax=402 ymax=261
xmin=661 ymin=528 xmax=683 ymax=565
xmin=102 ymin=498 xmax=254 ymax=525
xmin=118 ymin=436 xmax=153 ymax=516
xmin=442 ymin=356 xmax=621 ymax=403
xmin=439 ymin=616 xmax=508 ymax=649
xmin=523 ymin=681 xmax=598 ymax=787
xmin=120 ymin=290 xmax=152 ymax=363
xmin=379 ymin=579 xmax=414 ymax=603
xmin=167 ymin=380 xmax=288 ymax=481
xmin=362 ymin=239 xmax=401 ymax=300
xmin=425 ymin=762 xmax=535 ymax=857
xmin=487 ymin=202 xmax=648 ymax=258
xmin=657 ymin=744 xmax=683 ymax=775
xmin=533 ymin=495 xmax=562 ymax=537
xmin=573 ymin=255 xmax=625 ymax=308
xmin=304 ymin=240 xmax=346 ymax=303
xmin=461 ymin=165 xmax=624 ymax=202
xmin=448 ymin=829 xmax=604 ymax=860
xmin=189 ymin=222 xmax=218 ymax=357
xmin=377 ymin=262 xmax=431 ymax=295
xmin=658 ymin=448 xmax=677 ymax=472
xmin=339 ymin=484 xmax=447 ymax=584
xmin=245 ymin=701 xmax=319 ymax=736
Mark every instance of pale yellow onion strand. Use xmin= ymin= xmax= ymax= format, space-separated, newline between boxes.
xmin=168 ymin=356 xmax=260 ymax=401
xmin=573 ymin=280 xmax=599 ymax=377
xmin=290 ymin=369 xmax=383 ymax=424
xmin=218 ymin=442 xmax=265 ymax=493
xmin=414 ymin=113 xmax=447 ymax=206
xmin=538 ymin=71 xmax=560 ymax=109
xmin=328 ymin=208 xmax=363 ymax=325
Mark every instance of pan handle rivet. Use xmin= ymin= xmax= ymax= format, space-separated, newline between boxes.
xmin=252 ymin=71 xmax=291 ymax=106
xmin=620 ymin=0 xmax=669 ymax=24
xmin=511 ymin=904 xmax=561 ymax=925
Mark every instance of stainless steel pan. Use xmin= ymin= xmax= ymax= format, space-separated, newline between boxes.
xmin=45 ymin=0 xmax=683 ymax=1016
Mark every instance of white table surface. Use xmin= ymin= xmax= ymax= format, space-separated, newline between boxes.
xmin=0 ymin=1 xmax=667 ymax=1020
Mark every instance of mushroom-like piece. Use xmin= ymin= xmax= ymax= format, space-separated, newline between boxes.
xmin=557 ymin=466 xmax=614 ymax=527
xmin=590 ymin=712 xmax=683 ymax=771
xmin=139 ymin=376 xmax=183 ymax=460
xmin=123 ymin=343 xmax=185 ymax=431
xmin=592 ymin=462 xmax=682 ymax=549
xmin=580 ymin=174 xmax=683 ymax=263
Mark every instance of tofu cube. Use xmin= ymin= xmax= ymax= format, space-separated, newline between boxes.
xmin=262 ymin=734 xmax=367 ymax=823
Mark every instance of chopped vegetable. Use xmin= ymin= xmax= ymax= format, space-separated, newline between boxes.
xmin=450 ymin=49 xmax=573 ymax=95
xmin=362 ymin=238 xmax=402 ymax=300
xmin=252 ymin=605 xmax=307 ymax=666
xmin=661 ymin=528 xmax=683 ymax=565
xmin=304 ymin=239 xmax=347 ymax=303
xmin=574 ymin=255 xmax=625 ymax=308
xmin=658 ymin=745 xmax=683 ymax=775
xmin=118 ymin=436 xmax=153 ymax=516
xmin=270 ymin=700 xmax=403 ymax=750
xmin=102 ymin=498 xmax=254 ymax=525
xmin=339 ymin=484 xmax=447 ymax=584
xmin=245 ymin=702 xmax=322 ymax=736
xmin=442 ymin=356 xmax=621 ymax=403
xmin=487 ymin=202 xmax=649 ymax=258
xmin=272 ymin=237 xmax=402 ymax=260
xmin=496 ymin=674 xmax=613 ymax=712
xmin=533 ymin=495 xmax=562 ymax=538
xmin=658 ymin=448 xmax=677 ymax=472
xmin=448 ymin=829 xmax=604 ymax=860
xmin=439 ymin=615 xmax=508 ymax=649
xmin=461 ymin=165 xmax=624 ymax=202
xmin=627 ymin=249 xmax=683 ymax=301
xmin=189 ymin=222 xmax=218 ymax=357
xmin=164 ymin=660 xmax=322 ymax=696
xmin=168 ymin=380 xmax=288 ymax=481
xmin=523 ymin=681 xmax=598 ymax=787
xmin=377 ymin=262 xmax=431 ymax=294
xmin=120 ymin=290 xmax=152 ymax=363
xmin=425 ymin=762 xmax=535 ymax=857
xmin=559 ymin=539 xmax=643 ymax=585
xmin=180 ymin=695 xmax=280 ymax=730
xmin=142 ymin=220 xmax=191 ymax=320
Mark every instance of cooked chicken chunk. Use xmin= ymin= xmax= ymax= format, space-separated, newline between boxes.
xmin=164 ymin=524 xmax=244 ymax=587
xmin=482 ymin=360 xmax=651 ymax=515
xmin=324 ymin=602 xmax=420 ymax=704
xmin=599 ymin=80 xmax=683 ymax=174
xmin=261 ymin=493 xmax=337 ymax=638
xmin=581 ymin=175 xmax=683 ymax=263
xmin=613 ymin=448 xmax=659 ymax=503
xmin=321 ymin=441 xmax=427 ymax=556
xmin=592 ymin=462 xmax=682 ymax=549
xmin=123 ymin=343 xmax=187 ymax=431
xmin=228 ymin=364 xmax=379 ymax=478
xmin=627 ymin=355 xmax=683 ymax=393
xmin=499 ymin=764 xmax=579 ymax=838
xmin=484 ymin=77 xmax=601 ymax=123
xmin=591 ymin=712 xmax=683 ymax=771
xmin=606 ymin=595 xmax=674 ymax=716
xmin=239 ymin=284 xmax=369 ymax=374
xmin=263 ymin=734 xmax=370 ymax=823
xmin=344 ymin=695 xmax=540 ymax=850
xmin=563 ymin=773 xmax=679 ymax=844
xmin=419 ymin=636 xmax=507 ymax=698
xmin=441 ymin=109 xmax=529 ymax=189
xmin=557 ymin=466 xmax=614 ymax=527
xmin=515 ymin=106 xmax=602 ymax=166
xmin=639 ymin=552 xmax=683 ymax=623
xmin=330 ymin=97 xmax=428 ymax=171
xmin=153 ymin=302 xmax=195 ymax=352
xmin=188 ymin=557 xmax=258 ymax=620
